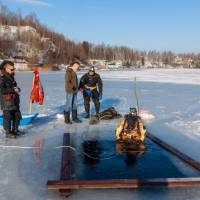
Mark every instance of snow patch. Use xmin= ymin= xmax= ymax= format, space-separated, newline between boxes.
xmin=38 ymin=114 xmax=48 ymax=118
xmin=56 ymin=114 xmax=64 ymax=120
xmin=140 ymin=110 xmax=155 ymax=121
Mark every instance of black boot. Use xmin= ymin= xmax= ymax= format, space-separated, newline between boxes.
xmin=3 ymin=111 xmax=12 ymax=133
xmin=64 ymin=111 xmax=72 ymax=124
xmin=5 ymin=130 xmax=16 ymax=139
xmin=12 ymin=113 xmax=23 ymax=136
xmin=84 ymin=113 xmax=90 ymax=119
xmin=72 ymin=110 xmax=82 ymax=123
xmin=94 ymin=99 xmax=100 ymax=118
xmin=12 ymin=129 xmax=24 ymax=136
xmin=84 ymin=97 xmax=90 ymax=119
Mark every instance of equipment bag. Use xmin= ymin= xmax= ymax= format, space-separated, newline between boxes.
xmin=98 ymin=107 xmax=121 ymax=120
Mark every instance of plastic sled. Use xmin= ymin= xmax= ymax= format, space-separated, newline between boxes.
xmin=0 ymin=113 xmax=38 ymax=126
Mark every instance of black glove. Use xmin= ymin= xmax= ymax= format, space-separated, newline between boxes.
xmin=99 ymin=93 xmax=102 ymax=100
xmin=14 ymin=86 xmax=21 ymax=93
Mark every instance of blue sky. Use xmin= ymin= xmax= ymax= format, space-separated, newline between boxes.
xmin=2 ymin=0 xmax=200 ymax=53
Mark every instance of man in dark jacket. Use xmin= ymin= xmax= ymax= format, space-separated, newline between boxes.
xmin=0 ymin=60 xmax=22 ymax=138
xmin=79 ymin=66 xmax=103 ymax=118
xmin=64 ymin=61 xmax=81 ymax=124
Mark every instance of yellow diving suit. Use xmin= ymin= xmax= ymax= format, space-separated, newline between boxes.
xmin=116 ymin=114 xmax=146 ymax=143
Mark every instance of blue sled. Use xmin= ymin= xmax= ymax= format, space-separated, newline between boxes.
xmin=0 ymin=113 xmax=38 ymax=126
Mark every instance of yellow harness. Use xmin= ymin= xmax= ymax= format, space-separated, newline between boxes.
xmin=116 ymin=118 xmax=146 ymax=142
xmin=85 ymin=84 xmax=97 ymax=90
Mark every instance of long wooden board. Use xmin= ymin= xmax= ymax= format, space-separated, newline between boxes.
xmin=47 ymin=178 xmax=200 ymax=189
xmin=59 ymin=133 xmax=71 ymax=197
xmin=147 ymin=132 xmax=200 ymax=172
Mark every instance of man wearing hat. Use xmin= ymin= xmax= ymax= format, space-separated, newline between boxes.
xmin=0 ymin=60 xmax=22 ymax=138
xmin=79 ymin=66 xmax=103 ymax=118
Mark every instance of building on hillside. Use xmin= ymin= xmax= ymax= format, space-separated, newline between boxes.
xmin=88 ymin=59 xmax=107 ymax=69
xmin=174 ymin=56 xmax=193 ymax=68
xmin=106 ymin=60 xmax=123 ymax=69
xmin=10 ymin=56 xmax=29 ymax=70
xmin=0 ymin=57 xmax=28 ymax=70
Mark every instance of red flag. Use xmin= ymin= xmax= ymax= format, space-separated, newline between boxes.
xmin=29 ymin=69 xmax=44 ymax=105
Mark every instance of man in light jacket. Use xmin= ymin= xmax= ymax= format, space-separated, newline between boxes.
xmin=64 ymin=61 xmax=81 ymax=124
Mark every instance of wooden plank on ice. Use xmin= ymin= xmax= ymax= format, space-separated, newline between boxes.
xmin=47 ymin=177 xmax=200 ymax=189
xmin=147 ymin=132 xmax=200 ymax=172
xmin=59 ymin=133 xmax=71 ymax=197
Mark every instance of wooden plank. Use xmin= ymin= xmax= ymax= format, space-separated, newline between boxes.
xmin=147 ymin=132 xmax=200 ymax=172
xmin=47 ymin=177 xmax=200 ymax=189
xmin=59 ymin=133 xmax=71 ymax=197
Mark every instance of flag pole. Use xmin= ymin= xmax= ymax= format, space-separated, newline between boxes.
xmin=134 ymin=77 xmax=140 ymax=115
xmin=29 ymin=101 xmax=32 ymax=114
xmin=29 ymin=70 xmax=35 ymax=114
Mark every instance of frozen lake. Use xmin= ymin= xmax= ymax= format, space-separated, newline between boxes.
xmin=0 ymin=69 xmax=200 ymax=200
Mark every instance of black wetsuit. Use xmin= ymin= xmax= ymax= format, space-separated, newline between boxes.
xmin=79 ymin=73 xmax=102 ymax=115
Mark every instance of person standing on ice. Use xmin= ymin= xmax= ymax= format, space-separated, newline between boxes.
xmin=79 ymin=66 xmax=103 ymax=118
xmin=64 ymin=61 xmax=82 ymax=124
xmin=0 ymin=60 xmax=22 ymax=138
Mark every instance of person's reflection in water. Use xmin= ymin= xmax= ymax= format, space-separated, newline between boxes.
xmin=116 ymin=141 xmax=145 ymax=167
xmin=82 ymin=140 xmax=102 ymax=169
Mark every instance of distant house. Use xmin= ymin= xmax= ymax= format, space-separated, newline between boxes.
xmin=14 ymin=55 xmax=27 ymax=62
xmin=173 ymin=56 xmax=193 ymax=68
xmin=0 ymin=57 xmax=28 ymax=70
xmin=14 ymin=63 xmax=29 ymax=70
xmin=144 ymin=60 xmax=153 ymax=68
xmin=10 ymin=56 xmax=29 ymax=70
xmin=88 ymin=59 xmax=107 ymax=69
xmin=174 ymin=56 xmax=183 ymax=65
xmin=106 ymin=60 xmax=123 ymax=69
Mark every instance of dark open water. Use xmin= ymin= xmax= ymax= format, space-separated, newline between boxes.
xmin=72 ymin=138 xmax=200 ymax=180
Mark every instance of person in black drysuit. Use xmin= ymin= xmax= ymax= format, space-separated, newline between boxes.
xmin=0 ymin=60 xmax=22 ymax=138
xmin=79 ymin=66 xmax=103 ymax=118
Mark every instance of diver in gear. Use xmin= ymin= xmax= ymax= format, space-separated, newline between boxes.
xmin=115 ymin=107 xmax=146 ymax=143
xmin=79 ymin=66 xmax=103 ymax=118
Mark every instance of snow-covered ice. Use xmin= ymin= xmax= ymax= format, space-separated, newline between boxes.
xmin=140 ymin=109 xmax=155 ymax=121
xmin=0 ymin=68 xmax=200 ymax=199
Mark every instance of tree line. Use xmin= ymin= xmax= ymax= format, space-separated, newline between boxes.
xmin=1 ymin=4 xmax=200 ymax=67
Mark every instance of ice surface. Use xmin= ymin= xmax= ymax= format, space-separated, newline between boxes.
xmin=0 ymin=69 xmax=200 ymax=199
